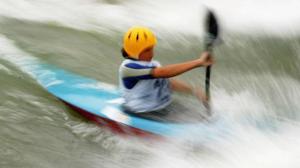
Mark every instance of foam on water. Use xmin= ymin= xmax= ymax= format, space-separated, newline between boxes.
xmin=0 ymin=0 xmax=300 ymax=36
xmin=0 ymin=36 xmax=42 ymax=76
xmin=134 ymin=85 xmax=300 ymax=168
xmin=142 ymin=122 xmax=300 ymax=168
xmin=0 ymin=63 xmax=11 ymax=74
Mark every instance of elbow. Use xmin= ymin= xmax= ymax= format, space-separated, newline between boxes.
xmin=152 ymin=68 xmax=175 ymax=78
xmin=151 ymin=68 xmax=163 ymax=78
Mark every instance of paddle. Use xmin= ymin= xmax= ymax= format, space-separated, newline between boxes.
xmin=204 ymin=9 xmax=219 ymax=110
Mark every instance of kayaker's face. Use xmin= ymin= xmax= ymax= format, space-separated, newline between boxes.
xmin=139 ymin=46 xmax=154 ymax=61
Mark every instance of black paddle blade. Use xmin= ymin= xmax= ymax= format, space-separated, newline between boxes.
xmin=206 ymin=10 xmax=219 ymax=38
xmin=205 ymin=9 xmax=219 ymax=49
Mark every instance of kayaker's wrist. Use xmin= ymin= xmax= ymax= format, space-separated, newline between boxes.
xmin=194 ymin=59 xmax=204 ymax=67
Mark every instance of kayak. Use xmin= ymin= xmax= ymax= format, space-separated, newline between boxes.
xmin=35 ymin=64 xmax=224 ymax=138
xmin=27 ymin=62 xmax=227 ymax=138
xmin=3 ymin=53 xmax=223 ymax=138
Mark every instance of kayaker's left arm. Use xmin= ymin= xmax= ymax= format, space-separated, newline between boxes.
xmin=170 ymin=79 xmax=207 ymax=102
xmin=170 ymin=79 xmax=194 ymax=94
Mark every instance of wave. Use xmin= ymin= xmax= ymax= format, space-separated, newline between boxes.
xmin=0 ymin=0 xmax=300 ymax=36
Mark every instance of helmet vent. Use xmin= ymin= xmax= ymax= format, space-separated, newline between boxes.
xmin=128 ymin=32 xmax=132 ymax=39
xmin=143 ymin=32 xmax=148 ymax=39
xmin=136 ymin=34 xmax=139 ymax=41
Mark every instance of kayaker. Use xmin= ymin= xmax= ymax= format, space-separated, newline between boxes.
xmin=119 ymin=26 xmax=214 ymax=115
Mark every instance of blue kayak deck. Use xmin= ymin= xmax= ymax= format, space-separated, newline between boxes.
xmin=21 ymin=61 xmax=223 ymax=137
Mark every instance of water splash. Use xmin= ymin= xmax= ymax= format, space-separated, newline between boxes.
xmin=0 ymin=0 xmax=299 ymax=36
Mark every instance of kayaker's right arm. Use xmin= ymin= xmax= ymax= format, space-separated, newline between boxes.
xmin=151 ymin=52 xmax=213 ymax=78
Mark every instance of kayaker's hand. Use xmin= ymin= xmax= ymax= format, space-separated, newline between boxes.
xmin=193 ymin=87 xmax=208 ymax=104
xmin=198 ymin=51 xmax=214 ymax=67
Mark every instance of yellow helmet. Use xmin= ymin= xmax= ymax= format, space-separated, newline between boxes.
xmin=123 ymin=26 xmax=157 ymax=59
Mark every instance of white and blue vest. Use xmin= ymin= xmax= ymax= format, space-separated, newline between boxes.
xmin=119 ymin=59 xmax=172 ymax=113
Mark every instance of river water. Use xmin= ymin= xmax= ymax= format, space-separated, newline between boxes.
xmin=0 ymin=0 xmax=300 ymax=167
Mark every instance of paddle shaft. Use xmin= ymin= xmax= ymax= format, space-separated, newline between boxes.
xmin=205 ymin=65 xmax=211 ymax=100
xmin=205 ymin=44 xmax=213 ymax=101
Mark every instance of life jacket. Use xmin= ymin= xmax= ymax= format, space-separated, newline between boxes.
xmin=119 ymin=59 xmax=172 ymax=113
